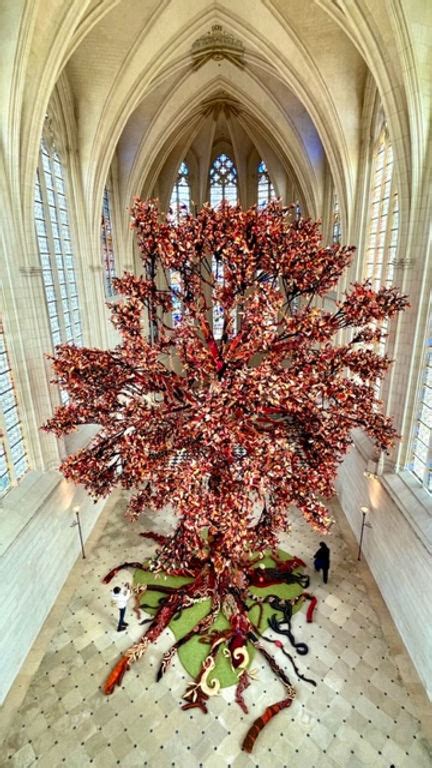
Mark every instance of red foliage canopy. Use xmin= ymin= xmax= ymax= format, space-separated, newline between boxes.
xmin=43 ymin=200 xmax=407 ymax=576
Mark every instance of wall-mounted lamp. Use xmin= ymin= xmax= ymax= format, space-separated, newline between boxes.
xmin=357 ymin=506 xmax=372 ymax=561
xmin=71 ymin=504 xmax=86 ymax=559
xmin=363 ymin=470 xmax=379 ymax=480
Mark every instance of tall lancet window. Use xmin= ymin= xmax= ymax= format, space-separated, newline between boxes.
xmin=364 ymin=124 xmax=399 ymax=290
xmin=101 ymin=188 xmax=116 ymax=298
xmin=209 ymin=154 xmax=238 ymax=338
xmin=363 ymin=123 xmax=399 ymax=380
xmin=0 ymin=319 xmax=28 ymax=494
xmin=409 ymin=301 xmax=432 ymax=491
xmin=332 ymin=192 xmax=341 ymax=244
xmin=168 ymin=162 xmax=191 ymax=326
xmin=257 ymin=160 xmax=275 ymax=207
xmin=169 ymin=161 xmax=191 ymax=223
xmin=34 ymin=137 xmax=83 ymax=404
xmin=34 ymin=139 xmax=83 ymax=350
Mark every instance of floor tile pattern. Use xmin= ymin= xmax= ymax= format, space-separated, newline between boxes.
xmin=2 ymin=497 xmax=432 ymax=768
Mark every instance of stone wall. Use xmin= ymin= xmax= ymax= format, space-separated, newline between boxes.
xmin=0 ymin=473 xmax=106 ymax=704
xmin=336 ymin=444 xmax=432 ymax=701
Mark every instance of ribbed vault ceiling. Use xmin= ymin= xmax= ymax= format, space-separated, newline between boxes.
xmin=2 ymin=0 xmax=428 ymax=238
xmin=62 ymin=0 xmax=368 ymax=223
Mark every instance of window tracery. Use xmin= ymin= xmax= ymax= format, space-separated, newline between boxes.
xmin=209 ymin=153 xmax=238 ymax=208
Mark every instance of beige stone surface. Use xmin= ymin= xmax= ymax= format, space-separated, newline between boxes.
xmin=1 ymin=494 xmax=431 ymax=768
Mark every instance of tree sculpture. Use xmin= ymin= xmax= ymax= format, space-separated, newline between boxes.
xmin=44 ymin=200 xmax=407 ymax=751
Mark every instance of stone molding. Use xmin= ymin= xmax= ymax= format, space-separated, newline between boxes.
xmin=381 ymin=471 xmax=432 ymax=555
xmin=191 ymin=24 xmax=245 ymax=70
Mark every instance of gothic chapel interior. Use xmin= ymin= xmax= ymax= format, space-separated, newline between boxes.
xmin=0 ymin=1 xmax=431 ymax=766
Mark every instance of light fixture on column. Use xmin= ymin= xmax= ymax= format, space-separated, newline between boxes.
xmin=71 ymin=504 xmax=86 ymax=559
xmin=363 ymin=459 xmax=379 ymax=480
xmin=357 ymin=506 xmax=372 ymax=561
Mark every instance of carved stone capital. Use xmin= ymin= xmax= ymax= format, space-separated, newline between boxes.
xmin=394 ymin=258 xmax=415 ymax=269
xmin=19 ymin=266 xmax=43 ymax=277
xmin=200 ymin=95 xmax=241 ymax=119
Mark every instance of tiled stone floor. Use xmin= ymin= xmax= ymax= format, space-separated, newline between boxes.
xmin=1 ymin=493 xmax=432 ymax=768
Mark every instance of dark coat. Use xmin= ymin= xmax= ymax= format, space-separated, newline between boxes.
xmin=314 ymin=543 xmax=330 ymax=570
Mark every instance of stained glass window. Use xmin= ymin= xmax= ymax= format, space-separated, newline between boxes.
xmin=35 ymin=140 xmax=83 ymax=404
xmin=0 ymin=320 xmax=28 ymax=494
xmin=169 ymin=162 xmax=191 ymax=223
xmin=257 ymin=160 xmax=275 ymax=207
xmin=209 ymin=153 xmax=238 ymax=208
xmin=332 ymin=192 xmax=341 ymax=244
xmin=409 ymin=301 xmax=432 ymax=491
xmin=212 ymin=254 xmax=225 ymax=340
xmin=256 ymin=162 xmax=280 ymax=320
xmin=364 ymin=126 xmax=398 ymax=291
xmin=168 ymin=163 xmax=191 ymax=325
xmin=209 ymin=154 xmax=238 ymax=337
xmin=212 ymin=256 xmax=238 ymax=340
xmin=35 ymin=140 xmax=83 ymax=350
xmin=363 ymin=125 xmax=399 ymax=380
xmin=170 ymin=270 xmax=183 ymax=327
xmin=101 ymin=188 xmax=116 ymax=298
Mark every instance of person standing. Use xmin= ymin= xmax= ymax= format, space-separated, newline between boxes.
xmin=111 ymin=582 xmax=131 ymax=631
xmin=314 ymin=542 xmax=330 ymax=584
